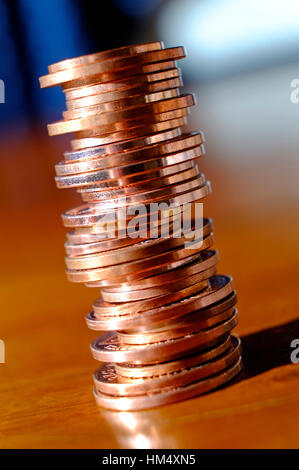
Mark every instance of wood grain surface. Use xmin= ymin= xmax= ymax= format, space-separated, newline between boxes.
xmin=0 ymin=131 xmax=298 ymax=449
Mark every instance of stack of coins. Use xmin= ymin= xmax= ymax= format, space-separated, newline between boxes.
xmin=39 ymin=41 xmax=242 ymax=411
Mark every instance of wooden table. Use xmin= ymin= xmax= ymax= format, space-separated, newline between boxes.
xmin=0 ymin=131 xmax=298 ymax=449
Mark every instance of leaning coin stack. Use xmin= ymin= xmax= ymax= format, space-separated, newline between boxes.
xmin=39 ymin=41 xmax=242 ymax=411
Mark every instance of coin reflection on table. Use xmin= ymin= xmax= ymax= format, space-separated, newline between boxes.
xmin=100 ymin=409 xmax=178 ymax=449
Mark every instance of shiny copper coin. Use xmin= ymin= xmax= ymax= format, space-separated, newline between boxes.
xmin=66 ymin=205 xmax=193 ymax=247
xmin=117 ymin=308 xmax=235 ymax=345
xmin=101 ymin=265 xmax=216 ymax=303
xmin=48 ymin=94 xmax=194 ymax=135
xmin=95 ymin=336 xmax=240 ymax=396
xmin=56 ymin=156 xmax=201 ymax=190
xmin=74 ymin=174 xmax=204 ymax=210
xmin=67 ymin=234 xmax=213 ymax=283
xmin=61 ymin=60 xmax=177 ymax=90
xmin=86 ymin=253 xmax=200 ymax=288
xmin=65 ymin=212 xmax=205 ymax=257
xmin=90 ymin=310 xmax=237 ymax=364
xmin=103 ymin=248 xmax=216 ymax=292
xmin=58 ymin=132 xmax=202 ymax=174
xmin=93 ymin=356 xmax=242 ymax=410
xmin=115 ymin=335 xmax=232 ymax=378
xmin=66 ymin=225 xmax=210 ymax=270
xmin=93 ymin=268 xmax=213 ymax=318
xmin=95 ymin=336 xmax=241 ymax=396
xmin=63 ymin=128 xmax=183 ymax=161
xmin=73 ymin=109 xmax=188 ymax=139
xmin=122 ymin=290 xmax=237 ymax=335
xmin=40 ymin=47 xmax=186 ymax=88
xmin=94 ymin=280 xmax=211 ymax=319
xmin=86 ymin=277 xmax=235 ymax=330
xmin=65 ymin=219 xmax=180 ymax=255
xmin=64 ymin=68 xmax=181 ymax=100
xmin=66 ymin=78 xmax=182 ymax=110
xmin=49 ymin=42 xmax=164 ymax=73
xmin=70 ymin=117 xmax=187 ymax=149
xmin=79 ymin=166 xmax=204 ymax=202
xmin=62 ymin=184 xmax=210 ymax=227
xmin=66 ymin=209 xmax=189 ymax=245
xmin=64 ymin=88 xmax=180 ymax=120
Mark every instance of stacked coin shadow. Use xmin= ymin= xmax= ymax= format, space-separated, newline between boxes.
xmin=39 ymin=41 xmax=242 ymax=411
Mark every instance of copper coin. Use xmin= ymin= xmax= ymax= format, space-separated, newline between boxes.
xmin=115 ymin=335 xmax=232 ymax=378
xmin=117 ymin=308 xmax=235 ymax=345
xmin=79 ymin=167 xmax=204 ymax=203
xmin=67 ymin=110 xmax=190 ymax=149
xmin=102 ymin=248 xmax=217 ymax=293
xmin=61 ymin=60 xmax=178 ymax=91
xmin=66 ymin=77 xmax=182 ymax=110
xmin=67 ymin=227 xmax=211 ymax=270
xmin=66 ymin=82 xmax=182 ymax=111
xmin=55 ymin=158 xmax=202 ymax=189
xmin=62 ymin=183 xmax=210 ymax=227
xmin=73 ymin=173 xmax=204 ymax=208
xmin=86 ymin=277 xmax=235 ymax=330
xmin=65 ymin=212 xmax=207 ymax=256
xmin=66 ymin=233 xmax=213 ymax=283
xmin=48 ymin=42 xmax=164 ymax=73
xmin=48 ymin=94 xmax=194 ymax=135
xmin=63 ymin=128 xmax=184 ymax=161
xmin=65 ymin=209 xmax=190 ymax=245
xmin=66 ymin=78 xmax=182 ymax=111
xmin=64 ymin=88 xmax=180 ymax=120
xmin=69 ymin=119 xmax=186 ymax=149
xmin=70 ymin=117 xmax=187 ymax=149
xmin=66 ymin=209 xmax=195 ymax=251
xmin=40 ymin=47 xmax=186 ymax=88
xmin=86 ymin=253 xmax=200 ymax=288
xmin=90 ymin=310 xmax=238 ymax=364
xmin=94 ymin=336 xmax=241 ymax=396
xmin=122 ymin=290 xmax=237 ymax=335
xmin=64 ymin=68 xmax=181 ymax=101
xmin=57 ymin=132 xmax=202 ymax=174
xmin=101 ymin=266 xmax=216 ymax=303
xmin=93 ymin=356 xmax=242 ymax=410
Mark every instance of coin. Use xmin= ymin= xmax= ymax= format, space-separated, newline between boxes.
xmin=64 ymin=68 xmax=181 ymax=101
xmin=90 ymin=310 xmax=237 ymax=363
xmin=48 ymin=42 xmax=164 ymax=73
xmin=57 ymin=132 xmax=202 ymax=174
xmin=93 ymin=357 xmax=242 ymax=410
xmin=67 ymin=234 xmax=213 ymax=283
xmin=86 ymin=277 xmax=236 ymax=330
xmin=70 ymin=116 xmax=187 ymax=149
xmin=55 ymin=157 xmax=202 ymax=189
xmin=61 ymin=60 xmax=177 ymax=90
xmin=94 ymin=336 xmax=241 ymax=396
xmin=115 ymin=335 xmax=232 ymax=378
xmin=47 ymin=94 xmax=194 ymax=135
xmin=102 ymin=248 xmax=217 ymax=292
xmin=63 ymin=128 xmax=184 ymax=161
xmin=66 ymin=77 xmax=182 ymax=110
xmin=40 ymin=47 xmax=186 ymax=88
xmin=64 ymin=88 xmax=180 ymax=118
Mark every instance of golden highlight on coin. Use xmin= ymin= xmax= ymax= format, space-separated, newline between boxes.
xmin=40 ymin=41 xmax=242 ymax=410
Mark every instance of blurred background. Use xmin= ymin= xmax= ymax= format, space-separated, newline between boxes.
xmin=1 ymin=0 xmax=299 ymax=448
